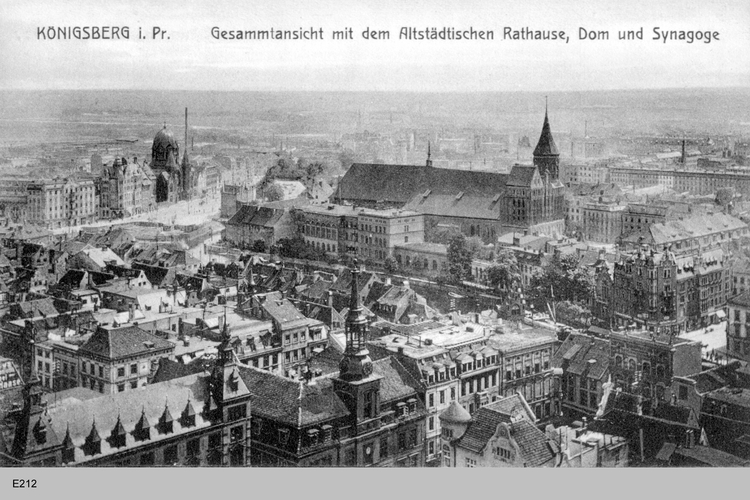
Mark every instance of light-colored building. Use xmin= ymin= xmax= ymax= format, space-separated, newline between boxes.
xmin=77 ymin=325 xmax=174 ymax=394
xmin=26 ymin=177 xmax=97 ymax=228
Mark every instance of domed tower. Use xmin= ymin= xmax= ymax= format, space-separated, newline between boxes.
xmin=333 ymin=260 xmax=382 ymax=424
xmin=151 ymin=125 xmax=180 ymax=173
xmin=439 ymin=401 xmax=472 ymax=466
xmin=533 ymin=102 xmax=560 ymax=180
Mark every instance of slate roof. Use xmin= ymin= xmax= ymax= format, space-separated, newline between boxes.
xmin=672 ymin=445 xmax=750 ymax=467
xmin=533 ymin=111 xmax=559 ymax=156
xmin=152 ymin=358 xmax=206 ymax=384
xmin=552 ymin=333 xmax=610 ymax=380
xmin=236 ymin=365 xmax=349 ymax=427
xmin=458 ymin=405 xmax=509 ymax=453
xmin=227 ymin=205 xmax=285 ymax=228
xmin=649 ymin=213 xmax=746 ymax=245
xmin=506 ymin=165 xmax=538 ymax=187
xmin=404 ymin=191 xmax=504 ymax=220
xmin=17 ymin=298 xmax=59 ymax=318
xmin=78 ymin=325 xmax=174 ymax=360
xmin=372 ymin=356 xmax=421 ymax=404
xmin=509 ymin=419 xmax=556 ymax=467
xmin=42 ymin=373 xmax=210 ymax=465
xmin=337 ymin=163 xmax=510 ymax=206
xmin=459 ymin=395 xmax=555 ymax=467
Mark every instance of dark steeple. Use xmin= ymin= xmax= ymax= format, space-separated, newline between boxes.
xmin=426 ymin=141 xmax=433 ymax=168
xmin=533 ymin=100 xmax=560 ymax=180
xmin=338 ymin=260 xmax=374 ymax=381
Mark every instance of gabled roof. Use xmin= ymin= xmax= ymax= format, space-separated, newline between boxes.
xmin=78 ymin=326 xmax=174 ymax=360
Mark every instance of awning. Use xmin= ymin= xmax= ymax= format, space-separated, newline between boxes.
xmin=716 ymin=310 xmax=726 ymax=319
xmin=312 ymin=347 xmax=325 ymax=354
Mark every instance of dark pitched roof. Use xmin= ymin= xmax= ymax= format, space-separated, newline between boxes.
xmin=227 ymin=205 xmax=285 ymax=228
xmin=236 ymin=366 xmax=349 ymax=427
xmin=78 ymin=326 xmax=174 ymax=360
xmin=509 ymin=419 xmax=556 ymax=467
xmin=337 ymin=163 xmax=509 ymax=206
xmin=506 ymin=165 xmax=538 ymax=187
xmin=458 ymin=406 xmax=510 ymax=453
xmin=533 ymin=111 xmax=559 ymax=156
xmin=372 ymin=357 xmax=420 ymax=404
xmin=131 ymin=262 xmax=176 ymax=287
xmin=552 ymin=333 xmax=610 ymax=380
xmin=152 ymin=358 xmax=206 ymax=384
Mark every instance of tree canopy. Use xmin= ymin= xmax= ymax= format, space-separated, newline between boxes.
xmin=447 ymin=233 xmax=473 ymax=283
xmin=485 ymin=247 xmax=521 ymax=292
xmin=526 ymin=253 xmax=594 ymax=313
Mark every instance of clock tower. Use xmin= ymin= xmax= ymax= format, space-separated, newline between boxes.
xmin=333 ymin=260 xmax=383 ymax=426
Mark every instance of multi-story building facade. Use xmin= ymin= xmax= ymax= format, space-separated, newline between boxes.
xmin=605 ymin=246 xmax=731 ymax=333
xmin=620 ymin=204 xmax=668 ymax=238
xmin=357 ymin=209 xmax=424 ymax=265
xmin=727 ymin=292 xmax=750 ymax=363
xmin=76 ymin=325 xmax=174 ymax=394
xmin=581 ymin=199 xmax=625 ymax=243
xmin=26 ymin=177 xmax=97 ymax=229
xmin=244 ymin=291 xmax=327 ymax=377
xmin=98 ymin=156 xmax=155 ymax=218
xmin=553 ymin=332 xmax=611 ymax=418
xmin=608 ymin=328 xmax=702 ymax=404
xmin=298 ymin=204 xmax=359 ymax=259
xmin=491 ymin=330 xmax=558 ymax=421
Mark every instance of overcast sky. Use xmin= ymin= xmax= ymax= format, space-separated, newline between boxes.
xmin=1 ymin=0 xmax=748 ymax=92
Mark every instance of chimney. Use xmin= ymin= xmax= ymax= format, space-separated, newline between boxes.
xmin=327 ymin=290 xmax=333 ymax=308
xmin=681 ymin=139 xmax=686 ymax=164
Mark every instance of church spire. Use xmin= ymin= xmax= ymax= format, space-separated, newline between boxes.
xmin=533 ymin=100 xmax=560 ymax=180
xmin=338 ymin=260 xmax=374 ymax=381
xmin=426 ymin=141 xmax=433 ymax=168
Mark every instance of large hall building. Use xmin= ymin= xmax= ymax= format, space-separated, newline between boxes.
xmin=335 ymin=109 xmax=566 ymax=242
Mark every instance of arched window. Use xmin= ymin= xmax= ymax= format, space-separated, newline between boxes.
xmin=615 ymin=355 xmax=623 ymax=369
xmin=656 ymin=364 xmax=665 ymax=378
xmin=628 ymin=359 xmax=637 ymax=372
xmin=432 ymin=260 xmax=437 ymax=270
xmin=642 ymin=362 xmax=651 ymax=375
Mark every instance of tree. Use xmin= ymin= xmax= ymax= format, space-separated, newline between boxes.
xmin=465 ymin=236 xmax=488 ymax=259
xmin=251 ymin=240 xmax=267 ymax=253
xmin=526 ymin=253 xmax=595 ymax=313
xmin=485 ymin=247 xmax=520 ymax=292
xmin=384 ymin=256 xmax=398 ymax=274
xmin=447 ymin=234 xmax=473 ymax=283
xmin=265 ymin=184 xmax=285 ymax=202
xmin=432 ymin=226 xmax=463 ymax=245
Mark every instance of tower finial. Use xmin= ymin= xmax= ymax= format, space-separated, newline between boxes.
xmin=545 ymin=95 xmax=548 ymax=114
xmin=426 ymin=141 xmax=433 ymax=167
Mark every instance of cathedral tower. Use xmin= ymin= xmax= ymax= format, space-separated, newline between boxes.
xmin=533 ymin=101 xmax=560 ymax=180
